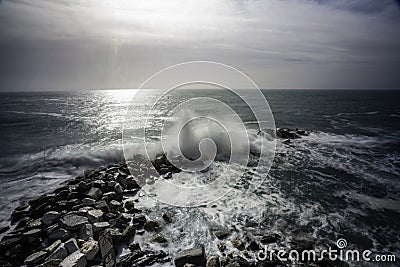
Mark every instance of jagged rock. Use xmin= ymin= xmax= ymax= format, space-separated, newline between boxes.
xmin=124 ymin=200 xmax=135 ymax=211
xmin=77 ymin=207 xmax=93 ymax=216
xmin=44 ymin=240 xmax=62 ymax=253
xmin=87 ymin=209 xmax=103 ymax=223
xmin=174 ymin=246 xmax=206 ymax=267
xmin=79 ymin=224 xmax=93 ymax=241
xmin=95 ymin=200 xmax=109 ymax=212
xmin=49 ymin=228 xmax=69 ymax=240
xmin=132 ymin=214 xmax=146 ymax=227
xmin=230 ymin=238 xmax=245 ymax=250
xmin=0 ymin=226 xmax=9 ymax=235
xmin=214 ymin=229 xmax=231 ymax=240
xmin=42 ymin=258 xmax=62 ymax=267
xmin=11 ymin=209 xmax=29 ymax=223
xmin=48 ymin=243 xmax=67 ymax=260
xmin=24 ymin=250 xmax=47 ymax=266
xmin=246 ymin=240 xmax=260 ymax=251
xmin=82 ymin=198 xmax=96 ymax=206
xmin=109 ymin=200 xmax=122 ymax=210
xmin=59 ymin=213 xmax=89 ymax=231
xmin=65 ymin=238 xmax=79 ymax=253
xmin=120 ymin=225 xmax=136 ymax=242
xmin=80 ymin=240 xmax=99 ymax=261
xmin=117 ymin=249 xmax=169 ymax=267
xmin=60 ymin=251 xmax=87 ymax=267
xmin=144 ymin=220 xmax=161 ymax=232
xmin=207 ymin=256 xmax=220 ymax=267
xmin=86 ymin=187 xmax=102 ymax=200
xmin=261 ymin=233 xmax=281 ymax=244
xmin=150 ymin=234 xmax=167 ymax=243
xmin=217 ymin=242 xmax=226 ymax=252
xmin=162 ymin=212 xmax=172 ymax=223
xmin=114 ymin=183 xmax=124 ymax=194
xmin=22 ymin=228 xmax=42 ymax=242
xmin=42 ymin=211 xmax=61 ymax=226
xmin=25 ymin=218 xmax=42 ymax=230
xmin=93 ymin=222 xmax=110 ymax=234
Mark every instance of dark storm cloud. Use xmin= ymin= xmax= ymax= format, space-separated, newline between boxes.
xmin=0 ymin=0 xmax=399 ymax=90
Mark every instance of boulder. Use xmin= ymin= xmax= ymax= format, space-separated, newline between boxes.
xmin=230 ymin=238 xmax=245 ymax=250
xmin=213 ymin=229 xmax=230 ymax=240
xmin=42 ymin=211 xmax=61 ymax=226
xmin=79 ymin=224 xmax=93 ymax=241
xmin=206 ymin=256 xmax=220 ymax=267
xmin=48 ymin=243 xmax=67 ymax=260
xmin=44 ymin=240 xmax=62 ymax=253
xmin=59 ymin=213 xmax=89 ymax=231
xmin=82 ymin=198 xmax=96 ymax=207
xmin=24 ymin=250 xmax=47 ymax=266
xmin=162 ymin=213 xmax=172 ymax=223
xmin=93 ymin=222 xmax=110 ymax=234
xmin=150 ymin=234 xmax=167 ymax=243
xmin=49 ymin=228 xmax=69 ymax=241
xmin=65 ymin=238 xmax=79 ymax=253
xmin=60 ymin=251 xmax=87 ymax=267
xmin=86 ymin=187 xmax=102 ymax=200
xmin=144 ymin=221 xmax=161 ymax=232
xmin=80 ymin=240 xmax=99 ymax=261
xmin=87 ymin=209 xmax=103 ymax=223
xmin=261 ymin=233 xmax=281 ymax=244
xmin=174 ymin=246 xmax=206 ymax=267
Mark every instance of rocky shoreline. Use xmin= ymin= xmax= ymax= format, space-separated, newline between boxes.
xmin=0 ymin=128 xmax=349 ymax=267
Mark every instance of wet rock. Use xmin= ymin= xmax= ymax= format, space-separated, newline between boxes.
xmin=86 ymin=187 xmax=102 ymax=200
xmin=246 ymin=240 xmax=260 ymax=251
xmin=77 ymin=207 xmax=93 ymax=216
xmin=110 ymin=200 xmax=122 ymax=210
xmin=124 ymin=199 xmax=136 ymax=211
xmin=174 ymin=246 xmax=206 ymax=267
xmin=22 ymin=228 xmax=42 ymax=242
xmin=59 ymin=213 xmax=89 ymax=231
xmin=87 ymin=209 xmax=103 ymax=223
xmin=261 ymin=233 xmax=281 ymax=244
xmin=117 ymin=249 xmax=169 ymax=267
xmin=162 ymin=212 xmax=172 ymax=223
xmin=24 ymin=250 xmax=47 ymax=266
xmin=79 ymin=224 xmax=93 ymax=241
xmin=230 ymin=238 xmax=245 ymax=250
xmin=93 ymin=222 xmax=110 ymax=233
xmin=11 ymin=209 xmax=29 ymax=223
xmin=48 ymin=243 xmax=67 ymax=260
xmin=60 ymin=251 xmax=87 ymax=267
xmin=80 ymin=240 xmax=99 ymax=261
xmin=120 ymin=225 xmax=136 ymax=242
xmin=144 ymin=220 xmax=161 ymax=232
xmin=150 ymin=233 xmax=167 ymax=243
xmin=207 ymin=256 xmax=220 ymax=267
xmin=217 ymin=242 xmax=226 ymax=252
xmin=95 ymin=200 xmax=109 ymax=213
xmin=132 ymin=214 xmax=146 ymax=227
xmin=42 ymin=211 xmax=61 ymax=226
xmin=214 ymin=229 xmax=231 ymax=240
xmin=0 ymin=226 xmax=9 ymax=235
xmin=65 ymin=238 xmax=79 ymax=253
xmin=82 ymin=198 xmax=96 ymax=206
xmin=49 ymin=228 xmax=69 ymax=241
xmin=114 ymin=183 xmax=124 ymax=194
xmin=44 ymin=240 xmax=62 ymax=253
xmin=42 ymin=258 xmax=62 ymax=267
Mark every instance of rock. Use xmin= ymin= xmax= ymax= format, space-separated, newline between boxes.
xmin=150 ymin=234 xmax=167 ymax=243
xmin=162 ymin=213 xmax=172 ymax=223
xmin=45 ymin=240 xmax=62 ymax=253
xmin=109 ymin=200 xmax=122 ymax=210
xmin=48 ymin=243 xmax=67 ymax=260
xmin=42 ymin=258 xmax=62 ymax=267
xmin=86 ymin=187 xmax=102 ymax=200
xmin=95 ymin=200 xmax=109 ymax=212
xmin=22 ymin=228 xmax=41 ymax=242
xmin=124 ymin=200 xmax=135 ymax=211
xmin=246 ymin=240 xmax=260 ymax=251
xmin=59 ymin=213 xmax=89 ymax=231
xmin=144 ymin=220 xmax=161 ymax=232
xmin=25 ymin=218 xmax=43 ymax=229
xmin=230 ymin=238 xmax=245 ymax=250
xmin=24 ymin=250 xmax=47 ymax=266
xmin=217 ymin=242 xmax=226 ymax=252
xmin=0 ymin=226 xmax=9 ymax=234
xmin=82 ymin=198 xmax=96 ymax=206
xmin=120 ymin=225 xmax=136 ymax=242
xmin=49 ymin=228 xmax=69 ymax=241
xmin=207 ymin=256 xmax=220 ymax=267
xmin=114 ymin=183 xmax=124 ymax=194
xmin=174 ymin=246 xmax=206 ymax=267
xmin=65 ymin=238 xmax=79 ymax=253
xmin=42 ymin=211 xmax=61 ymax=226
xmin=214 ymin=229 xmax=231 ymax=240
xmin=132 ymin=214 xmax=146 ymax=227
xmin=93 ymin=222 xmax=110 ymax=234
xmin=77 ymin=207 xmax=93 ymax=216
xmin=117 ymin=249 xmax=169 ymax=267
xmin=80 ymin=240 xmax=99 ymax=261
xmin=226 ymin=261 xmax=240 ymax=267
xmin=79 ymin=224 xmax=93 ymax=241
xmin=60 ymin=251 xmax=87 ymax=267
xmin=87 ymin=209 xmax=103 ymax=223
xmin=261 ymin=233 xmax=281 ymax=244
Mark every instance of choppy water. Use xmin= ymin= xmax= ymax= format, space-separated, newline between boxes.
xmin=1 ymin=89 xmax=399 ymax=262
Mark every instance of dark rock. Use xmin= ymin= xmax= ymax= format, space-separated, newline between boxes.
xmin=174 ymin=246 xmax=206 ymax=267
xmin=124 ymin=199 xmax=136 ymax=211
xmin=79 ymin=224 xmax=93 ymax=241
xmin=80 ymin=240 xmax=99 ymax=261
xmin=120 ymin=225 xmax=136 ymax=242
xmin=86 ymin=187 xmax=102 ymax=200
xmin=117 ymin=249 xmax=169 ymax=267
xmin=42 ymin=211 xmax=61 ymax=226
xmin=11 ymin=209 xmax=29 ymax=223
xmin=246 ymin=240 xmax=260 ymax=251
xmin=144 ymin=220 xmax=161 ymax=232
xmin=217 ymin=242 xmax=226 ymax=252
xmin=150 ymin=234 xmax=167 ymax=243
xmin=59 ymin=213 xmax=89 ymax=231
xmin=93 ymin=222 xmax=111 ymax=234
xmin=261 ymin=233 xmax=281 ymax=244
xmin=207 ymin=256 xmax=220 ymax=267
xmin=24 ymin=250 xmax=47 ymax=266
xmin=162 ymin=212 xmax=172 ymax=223
xmin=48 ymin=243 xmax=67 ymax=260
xmin=82 ymin=198 xmax=96 ymax=206
xmin=44 ymin=240 xmax=62 ymax=253
xmin=214 ymin=229 xmax=231 ymax=240
xmin=22 ymin=228 xmax=42 ymax=242
xmin=230 ymin=238 xmax=245 ymax=250
xmin=95 ymin=200 xmax=109 ymax=212
xmin=87 ymin=209 xmax=103 ymax=223
xmin=0 ymin=226 xmax=9 ymax=235
xmin=49 ymin=228 xmax=69 ymax=241
xmin=65 ymin=238 xmax=79 ymax=253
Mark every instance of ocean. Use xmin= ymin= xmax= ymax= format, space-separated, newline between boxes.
xmin=0 ymin=89 xmax=399 ymax=262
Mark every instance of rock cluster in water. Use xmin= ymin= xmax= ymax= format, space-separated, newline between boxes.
xmin=0 ymin=129 xmax=349 ymax=267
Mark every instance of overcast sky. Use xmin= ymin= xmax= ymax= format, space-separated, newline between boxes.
xmin=0 ymin=0 xmax=399 ymax=91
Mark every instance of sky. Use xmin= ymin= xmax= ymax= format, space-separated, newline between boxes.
xmin=0 ymin=0 xmax=399 ymax=91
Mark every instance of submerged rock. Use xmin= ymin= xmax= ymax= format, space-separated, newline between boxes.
xmin=174 ymin=246 xmax=206 ymax=267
